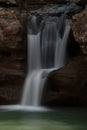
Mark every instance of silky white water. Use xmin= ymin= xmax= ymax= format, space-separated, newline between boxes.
xmin=21 ymin=10 xmax=71 ymax=106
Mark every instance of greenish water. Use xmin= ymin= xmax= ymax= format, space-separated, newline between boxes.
xmin=0 ymin=108 xmax=87 ymax=130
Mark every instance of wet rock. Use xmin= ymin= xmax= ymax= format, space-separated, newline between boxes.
xmin=0 ymin=0 xmax=86 ymax=105
xmin=15 ymin=0 xmax=87 ymax=10
xmin=0 ymin=64 xmax=25 ymax=104
xmin=21 ymin=0 xmax=69 ymax=10
xmin=0 ymin=8 xmax=23 ymax=48
xmin=72 ymin=5 xmax=87 ymax=55
xmin=0 ymin=7 xmax=27 ymax=104
xmin=0 ymin=0 xmax=17 ymax=7
xmin=76 ymin=0 xmax=87 ymax=8
xmin=19 ymin=0 xmax=68 ymax=5
xmin=0 ymin=48 xmax=26 ymax=104
xmin=44 ymin=56 xmax=87 ymax=107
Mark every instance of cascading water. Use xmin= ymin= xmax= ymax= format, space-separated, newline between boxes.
xmin=21 ymin=2 xmax=81 ymax=106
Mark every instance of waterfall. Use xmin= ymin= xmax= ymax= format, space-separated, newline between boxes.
xmin=21 ymin=2 xmax=80 ymax=106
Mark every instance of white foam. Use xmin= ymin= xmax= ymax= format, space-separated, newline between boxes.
xmin=0 ymin=105 xmax=50 ymax=112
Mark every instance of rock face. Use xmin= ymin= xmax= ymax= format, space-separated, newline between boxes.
xmin=42 ymin=4 xmax=87 ymax=107
xmin=0 ymin=8 xmax=21 ymax=48
xmin=44 ymin=6 xmax=87 ymax=107
xmin=0 ymin=0 xmax=87 ymax=106
xmin=40 ymin=1 xmax=87 ymax=107
xmin=20 ymin=0 xmax=69 ymax=11
xmin=15 ymin=0 xmax=87 ymax=10
xmin=0 ymin=7 xmax=27 ymax=104
xmin=72 ymin=5 xmax=87 ymax=56
xmin=44 ymin=56 xmax=87 ymax=107
xmin=0 ymin=0 xmax=17 ymax=7
xmin=16 ymin=0 xmax=68 ymax=5
xmin=40 ymin=2 xmax=87 ymax=108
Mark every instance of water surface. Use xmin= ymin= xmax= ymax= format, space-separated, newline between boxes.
xmin=0 ymin=107 xmax=87 ymax=130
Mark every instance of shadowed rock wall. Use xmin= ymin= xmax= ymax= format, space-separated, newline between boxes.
xmin=44 ymin=5 xmax=87 ymax=107
xmin=0 ymin=6 xmax=27 ymax=104
xmin=44 ymin=56 xmax=87 ymax=107
xmin=0 ymin=0 xmax=87 ymax=106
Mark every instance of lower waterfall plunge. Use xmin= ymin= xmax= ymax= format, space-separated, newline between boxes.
xmin=21 ymin=2 xmax=81 ymax=106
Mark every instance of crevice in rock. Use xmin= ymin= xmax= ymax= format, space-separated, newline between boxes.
xmin=0 ymin=1 xmax=18 ymax=7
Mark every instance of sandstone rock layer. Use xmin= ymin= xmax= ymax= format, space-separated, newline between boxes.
xmin=0 ymin=7 xmax=26 ymax=104
xmin=44 ymin=56 xmax=87 ymax=107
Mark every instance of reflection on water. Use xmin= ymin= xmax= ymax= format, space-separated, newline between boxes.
xmin=0 ymin=108 xmax=87 ymax=130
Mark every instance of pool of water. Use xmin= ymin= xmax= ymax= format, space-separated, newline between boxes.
xmin=0 ymin=106 xmax=87 ymax=130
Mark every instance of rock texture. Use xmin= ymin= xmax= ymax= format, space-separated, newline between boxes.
xmin=42 ymin=4 xmax=87 ymax=107
xmin=0 ymin=7 xmax=27 ymax=104
xmin=42 ymin=3 xmax=87 ymax=107
xmin=0 ymin=0 xmax=17 ymax=7
xmin=72 ymin=5 xmax=87 ymax=56
xmin=40 ymin=4 xmax=87 ymax=108
xmin=15 ymin=0 xmax=87 ymax=10
xmin=21 ymin=0 xmax=69 ymax=11
xmin=0 ymin=0 xmax=87 ymax=106
xmin=44 ymin=56 xmax=87 ymax=107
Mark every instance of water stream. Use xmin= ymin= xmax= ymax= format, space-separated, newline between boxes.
xmin=21 ymin=2 xmax=81 ymax=106
xmin=21 ymin=14 xmax=71 ymax=106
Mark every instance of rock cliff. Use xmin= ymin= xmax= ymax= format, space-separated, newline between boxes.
xmin=0 ymin=0 xmax=87 ymax=106
xmin=0 ymin=5 xmax=27 ymax=104
xmin=44 ymin=5 xmax=87 ymax=107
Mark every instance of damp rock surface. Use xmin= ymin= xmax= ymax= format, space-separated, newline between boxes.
xmin=72 ymin=5 xmax=87 ymax=55
xmin=0 ymin=0 xmax=87 ymax=106
xmin=0 ymin=8 xmax=23 ymax=48
xmin=0 ymin=7 xmax=26 ymax=104
xmin=45 ymin=56 xmax=87 ymax=107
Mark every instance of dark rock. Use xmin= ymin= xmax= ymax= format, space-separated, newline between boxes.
xmin=0 ymin=7 xmax=27 ymax=104
xmin=0 ymin=8 xmax=23 ymax=48
xmin=76 ymin=0 xmax=87 ymax=8
xmin=72 ymin=5 xmax=87 ymax=56
xmin=15 ymin=0 xmax=87 ymax=10
xmin=0 ymin=66 xmax=25 ymax=104
xmin=21 ymin=0 xmax=69 ymax=10
xmin=44 ymin=56 xmax=87 ymax=107
xmin=0 ymin=0 xmax=17 ymax=7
